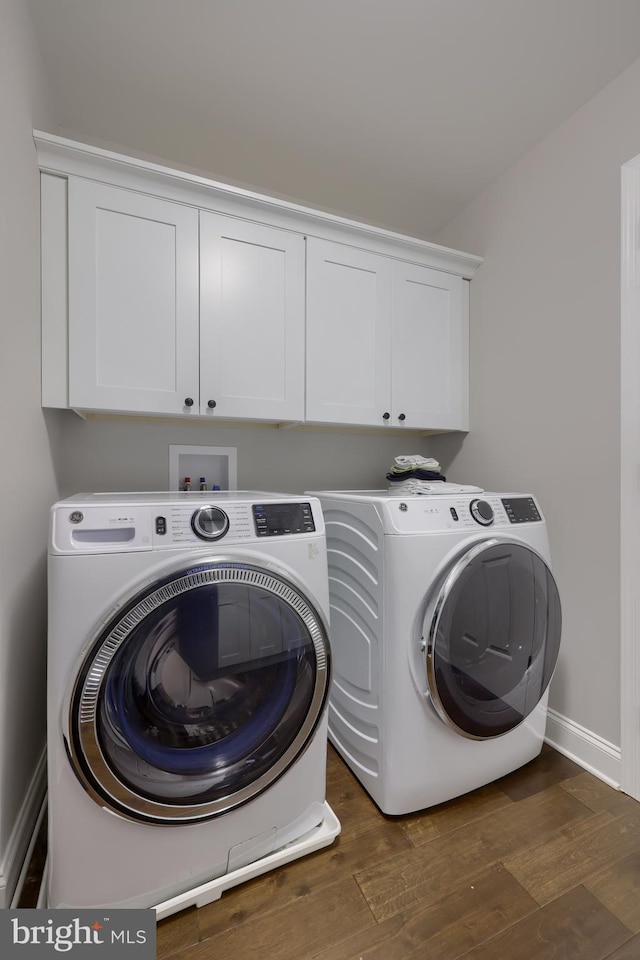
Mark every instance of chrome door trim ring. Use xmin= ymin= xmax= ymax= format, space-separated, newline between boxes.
xmin=67 ymin=558 xmax=331 ymax=824
xmin=425 ymin=537 xmax=556 ymax=741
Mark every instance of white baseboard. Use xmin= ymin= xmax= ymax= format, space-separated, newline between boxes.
xmin=545 ymin=708 xmax=622 ymax=790
xmin=0 ymin=748 xmax=47 ymax=908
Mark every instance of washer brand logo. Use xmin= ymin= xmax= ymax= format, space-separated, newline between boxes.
xmin=68 ymin=511 xmax=84 ymax=524
xmin=2 ymin=911 xmax=156 ymax=958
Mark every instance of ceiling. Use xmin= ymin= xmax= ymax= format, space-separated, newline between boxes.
xmin=26 ymin=0 xmax=640 ymax=239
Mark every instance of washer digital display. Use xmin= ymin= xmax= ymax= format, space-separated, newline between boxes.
xmin=252 ymin=502 xmax=316 ymax=537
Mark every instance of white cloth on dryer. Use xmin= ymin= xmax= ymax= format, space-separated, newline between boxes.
xmin=387 ymin=480 xmax=484 ymax=495
xmin=392 ymin=455 xmax=442 ymax=471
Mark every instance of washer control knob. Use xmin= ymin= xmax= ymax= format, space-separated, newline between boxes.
xmin=470 ymin=499 xmax=494 ymax=526
xmin=191 ymin=505 xmax=229 ymax=541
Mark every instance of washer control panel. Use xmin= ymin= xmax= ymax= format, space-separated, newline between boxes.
xmin=157 ymin=501 xmax=252 ymax=545
xmin=158 ymin=500 xmax=316 ymax=544
xmin=50 ymin=496 xmax=324 ymax=553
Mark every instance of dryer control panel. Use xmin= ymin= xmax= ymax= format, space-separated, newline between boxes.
xmin=378 ymin=493 xmax=545 ymax=534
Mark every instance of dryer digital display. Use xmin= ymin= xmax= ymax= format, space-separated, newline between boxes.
xmin=501 ymin=497 xmax=542 ymax=523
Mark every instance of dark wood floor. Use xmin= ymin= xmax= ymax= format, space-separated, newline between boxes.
xmin=157 ymin=744 xmax=640 ymax=960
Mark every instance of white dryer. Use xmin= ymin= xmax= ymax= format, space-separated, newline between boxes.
xmin=47 ymin=491 xmax=337 ymax=913
xmin=308 ymin=490 xmax=561 ymax=815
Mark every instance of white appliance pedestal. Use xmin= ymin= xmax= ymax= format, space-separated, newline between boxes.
xmin=154 ymin=802 xmax=340 ymax=920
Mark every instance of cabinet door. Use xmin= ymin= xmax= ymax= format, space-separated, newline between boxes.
xmin=68 ymin=179 xmax=199 ymax=415
xmin=391 ymin=262 xmax=466 ymax=430
xmin=200 ymin=213 xmax=305 ymax=421
xmin=306 ymin=238 xmax=392 ymax=426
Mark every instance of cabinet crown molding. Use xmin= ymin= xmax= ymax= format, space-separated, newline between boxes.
xmin=33 ymin=130 xmax=482 ymax=279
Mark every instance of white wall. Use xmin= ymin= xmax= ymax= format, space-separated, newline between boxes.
xmin=0 ymin=0 xmax=59 ymax=904
xmin=431 ymin=55 xmax=640 ymax=759
xmin=45 ymin=411 xmax=433 ymax=498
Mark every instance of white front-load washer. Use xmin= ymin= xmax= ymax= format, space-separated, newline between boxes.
xmin=47 ymin=491 xmax=337 ymax=912
xmin=307 ymin=489 xmax=562 ymax=815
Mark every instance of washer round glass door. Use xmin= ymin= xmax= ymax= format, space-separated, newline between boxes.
xmin=424 ymin=539 xmax=561 ymax=739
xmin=67 ymin=559 xmax=331 ymax=823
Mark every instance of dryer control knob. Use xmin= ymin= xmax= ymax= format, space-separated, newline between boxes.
xmin=191 ymin=505 xmax=230 ymax=541
xmin=470 ymin=499 xmax=494 ymax=526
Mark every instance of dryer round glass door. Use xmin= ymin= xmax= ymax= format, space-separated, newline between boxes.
xmin=67 ymin=559 xmax=331 ymax=823
xmin=424 ymin=539 xmax=561 ymax=739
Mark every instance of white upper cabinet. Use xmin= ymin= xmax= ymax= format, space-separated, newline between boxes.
xmin=60 ymin=182 xmax=304 ymax=421
xmin=306 ymin=239 xmax=392 ymax=426
xmin=68 ymin=178 xmax=200 ymax=416
xmin=37 ymin=132 xmax=480 ymax=430
xmin=306 ymin=239 xmax=468 ymax=430
xmin=391 ymin=261 xmax=466 ymax=431
xmin=199 ymin=213 xmax=304 ymax=421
